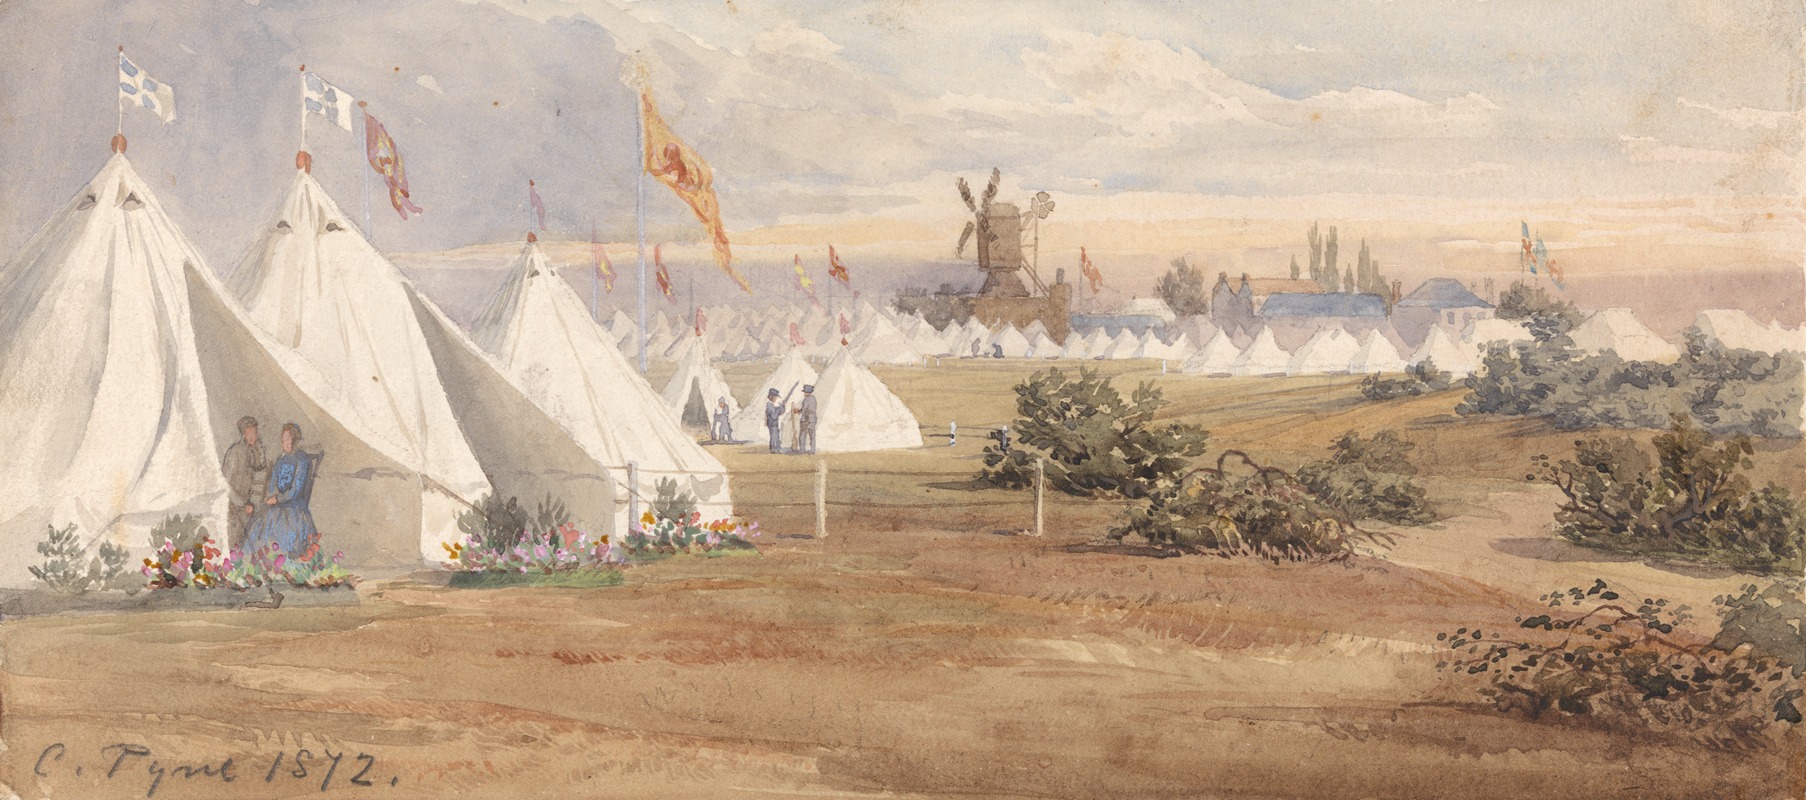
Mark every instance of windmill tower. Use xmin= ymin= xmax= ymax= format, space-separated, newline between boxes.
xmin=954 ymin=168 xmax=1071 ymax=341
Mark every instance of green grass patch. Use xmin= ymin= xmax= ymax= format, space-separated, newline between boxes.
xmin=447 ymin=569 xmax=626 ymax=590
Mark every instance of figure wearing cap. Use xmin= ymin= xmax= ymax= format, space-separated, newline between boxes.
xmin=765 ymin=388 xmax=785 ymax=453
xmin=220 ymin=415 xmax=268 ymax=551
xmin=797 ymin=384 xmax=818 ymax=455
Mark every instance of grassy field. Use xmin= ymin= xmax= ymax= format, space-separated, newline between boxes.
xmin=2 ymin=359 xmax=1800 ymax=799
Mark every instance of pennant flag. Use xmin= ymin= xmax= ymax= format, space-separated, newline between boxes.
xmin=1079 ymin=246 xmax=1103 ymax=294
xmin=788 ymin=321 xmax=807 ymax=347
xmin=118 ymin=51 xmax=175 ymax=123
xmin=792 ymin=254 xmax=814 ymax=293
xmin=838 ymin=313 xmax=852 ymax=336
xmin=694 ymin=307 xmax=707 ymax=337
xmin=364 ymin=110 xmax=423 ymax=220
xmin=303 ymin=71 xmax=356 ymax=132
xmin=828 ymin=244 xmax=851 ymax=285
xmin=590 ymin=224 xmax=615 ymax=293
xmin=529 ymin=180 xmax=547 ymax=231
xmin=654 ymin=243 xmax=675 ymax=302
xmin=639 ymin=79 xmax=749 ymax=292
xmin=1520 ymin=221 xmax=1537 ymax=274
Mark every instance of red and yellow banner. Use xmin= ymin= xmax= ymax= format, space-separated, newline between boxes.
xmin=828 ymin=245 xmax=850 ymax=286
xmin=654 ymin=243 xmax=674 ymax=302
xmin=364 ymin=110 xmax=422 ymax=221
xmin=641 ymin=83 xmax=747 ymax=293
xmin=1080 ymin=246 xmax=1103 ymax=295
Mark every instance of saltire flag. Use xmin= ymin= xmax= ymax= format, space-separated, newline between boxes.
xmin=529 ymin=180 xmax=547 ymax=231
xmin=1079 ymin=246 xmax=1103 ymax=294
xmin=828 ymin=245 xmax=850 ymax=285
xmin=654 ymin=243 xmax=675 ymax=302
xmin=118 ymin=51 xmax=175 ymax=123
xmin=365 ymin=110 xmax=423 ymax=220
xmin=639 ymin=79 xmax=748 ymax=293
xmin=589 ymin=224 xmax=615 ymax=293
xmin=694 ymin=307 xmax=707 ymax=337
xmin=787 ymin=321 xmax=807 ymax=347
xmin=1520 ymin=221 xmax=1537 ymax=274
xmin=303 ymin=71 xmax=356 ymax=131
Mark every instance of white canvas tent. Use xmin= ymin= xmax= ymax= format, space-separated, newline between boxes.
xmin=230 ymin=169 xmax=613 ymax=555
xmin=1349 ymin=330 xmax=1408 ymax=374
xmin=661 ymin=337 xmax=741 ymax=430
xmin=1409 ymin=326 xmax=1476 ymax=375
xmin=1568 ymin=308 xmax=1680 ymax=362
xmin=990 ymin=325 xmax=1033 ymax=358
xmin=731 ymin=347 xmax=820 ymax=446
xmin=1691 ymin=309 xmax=1777 ymax=353
xmin=466 ymin=238 xmax=731 ymax=528
xmin=1232 ymin=328 xmax=1291 ymax=376
xmin=811 ymin=348 xmax=924 ymax=452
xmin=1288 ymin=329 xmax=1361 ymax=375
xmin=1182 ymin=332 xmax=1242 ymax=375
xmin=0 ymin=152 xmax=445 ymax=583
xmin=850 ymin=313 xmax=924 ymax=365
xmin=1027 ymin=331 xmax=1063 ymax=358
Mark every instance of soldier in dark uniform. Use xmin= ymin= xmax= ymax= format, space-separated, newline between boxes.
xmin=220 ymin=416 xmax=268 ymax=552
xmin=797 ymin=385 xmax=819 ymax=454
xmin=764 ymin=388 xmax=784 ymax=453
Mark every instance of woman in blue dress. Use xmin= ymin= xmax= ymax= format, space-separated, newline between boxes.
xmin=244 ymin=422 xmax=317 ymax=558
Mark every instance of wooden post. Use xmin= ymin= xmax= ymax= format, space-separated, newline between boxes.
xmin=814 ymin=460 xmax=828 ymax=539
xmin=626 ymin=461 xmax=640 ymax=532
xmin=1034 ymin=457 xmax=1045 ymax=538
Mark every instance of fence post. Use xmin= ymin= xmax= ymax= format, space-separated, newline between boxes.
xmin=815 ymin=460 xmax=828 ymax=539
xmin=1034 ymin=457 xmax=1045 ymax=538
xmin=626 ymin=461 xmax=640 ymax=532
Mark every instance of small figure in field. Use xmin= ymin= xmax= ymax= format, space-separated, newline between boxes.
xmin=988 ymin=425 xmax=1011 ymax=456
xmin=948 ymin=421 xmax=957 ymax=447
xmin=765 ymin=388 xmax=784 ymax=453
xmin=797 ymin=384 xmax=818 ymax=454
xmin=711 ymin=397 xmax=734 ymax=444
xmin=220 ymin=415 xmax=268 ymax=553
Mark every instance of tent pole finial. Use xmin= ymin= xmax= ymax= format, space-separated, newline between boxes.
xmin=295 ymin=150 xmax=312 ymax=174
xmin=110 ymin=134 xmax=127 ymax=154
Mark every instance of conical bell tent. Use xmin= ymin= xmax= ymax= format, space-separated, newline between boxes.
xmin=0 ymin=148 xmax=421 ymax=583
xmin=468 ymin=237 xmax=731 ymax=526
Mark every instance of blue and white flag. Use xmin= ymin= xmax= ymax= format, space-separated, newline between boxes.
xmin=118 ymin=52 xmax=175 ymax=123
xmin=303 ymin=71 xmax=357 ymax=132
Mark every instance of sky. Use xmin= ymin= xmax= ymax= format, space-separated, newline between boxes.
xmin=0 ymin=0 xmax=1800 ymax=296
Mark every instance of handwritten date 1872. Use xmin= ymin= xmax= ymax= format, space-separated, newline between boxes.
xmin=33 ymin=742 xmax=402 ymax=797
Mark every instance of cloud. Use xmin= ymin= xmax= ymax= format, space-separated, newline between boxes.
xmin=416 ymin=74 xmax=444 ymax=94
xmin=749 ymin=21 xmax=843 ymax=61
xmin=1294 ymin=43 xmax=1316 ymax=52
xmin=1620 ymin=135 xmax=1745 ymax=165
xmin=1675 ymin=97 xmax=1798 ymax=130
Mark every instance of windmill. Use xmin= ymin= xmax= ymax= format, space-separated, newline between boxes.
xmin=955 ymin=168 xmax=1030 ymax=298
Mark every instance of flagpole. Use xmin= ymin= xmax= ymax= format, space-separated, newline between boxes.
xmin=590 ymin=221 xmax=600 ymax=322
xmin=360 ymin=102 xmax=372 ymax=238
xmin=298 ymin=64 xmax=307 ymax=155
xmin=115 ymin=47 xmax=125 ymax=136
xmin=636 ymin=89 xmax=649 ymax=375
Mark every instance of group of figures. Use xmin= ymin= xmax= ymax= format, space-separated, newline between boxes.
xmin=219 ymin=416 xmax=320 ymax=557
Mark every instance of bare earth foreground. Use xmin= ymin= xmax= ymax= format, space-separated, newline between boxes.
xmin=3 ymin=362 xmax=1801 ymax=799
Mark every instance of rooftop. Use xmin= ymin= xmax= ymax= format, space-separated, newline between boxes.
xmin=1396 ymin=278 xmax=1493 ymax=310
xmin=1258 ymin=292 xmax=1389 ymax=318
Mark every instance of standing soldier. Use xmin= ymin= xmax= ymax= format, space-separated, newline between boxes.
xmin=220 ymin=416 xmax=268 ymax=552
xmin=798 ymin=385 xmax=819 ymax=454
xmin=764 ymin=388 xmax=784 ymax=453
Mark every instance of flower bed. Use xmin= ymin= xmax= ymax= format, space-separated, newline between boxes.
xmin=439 ymin=517 xmax=760 ymax=587
xmin=142 ymin=536 xmax=356 ymax=591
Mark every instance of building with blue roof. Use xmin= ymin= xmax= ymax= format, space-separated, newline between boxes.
xmin=1393 ymin=278 xmax=1494 ymax=345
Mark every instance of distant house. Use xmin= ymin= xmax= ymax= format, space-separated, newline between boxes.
xmin=1257 ymin=292 xmax=1390 ymax=349
xmin=1071 ymin=297 xmax=1176 ymax=337
xmin=1210 ymin=273 xmax=1321 ymax=336
xmin=1393 ymin=278 xmax=1494 ymax=346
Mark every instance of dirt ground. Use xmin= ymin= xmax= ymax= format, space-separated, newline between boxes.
xmin=2 ymin=361 xmax=1801 ymax=799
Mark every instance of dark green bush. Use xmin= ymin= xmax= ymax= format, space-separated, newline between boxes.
xmin=1297 ymin=430 xmax=1435 ymax=525
xmin=1528 ymin=416 xmax=1803 ymax=570
xmin=1494 ymin=280 xmax=1582 ymax=342
xmin=1360 ymin=359 xmax=1452 ymax=401
xmin=1437 ymin=578 xmax=1801 ymax=748
xmin=652 ymin=477 xmax=699 ymax=524
xmin=1113 ymin=450 xmax=1364 ymax=559
xmin=1460 ymin=332 xmax=1802 ymax=438
xmin=458 ymin=494 xmax=530 ymax=553
xmin=981 ymin=367 xmax=1209 ymax=499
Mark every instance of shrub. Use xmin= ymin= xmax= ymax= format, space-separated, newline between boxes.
xmin=1113 ymin=450 xmax=1365 ymax=560
xmin=443 ymin=525 xmax=622 ymax=575
xmin=1494 ymin=280 xmax=1582 ymax=342
xmin=1528 ymin=416 xmax=1803 ymax=570
xmin=27 ymin=523 xmax=132 ymax=594
xmin=1154 ymin=257 xmax=1209 ymax=317
xmin=1459 ymin=334 xmax=1802 ymax=438
xmin=1297 ymin=430 xmax=1435 ymax=525
xmin=151 ymin=513 xmax=210 ymax=552
xmin=457 ymin=494 xmax=531 ymax=553
xmin=1360 ymin=359 xmax=1452 ymax=401
xmin=981 ymin=367 xmax=1210 ymax=499
xmin=651 ymin=478 xmax=698 ymax=526
xmin=1436 ymin=579 xmax=1800 ymax=748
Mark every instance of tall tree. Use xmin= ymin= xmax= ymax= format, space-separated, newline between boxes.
xmin=1307 ymin=223 xmax=1323 ymax=287
xmin=1322 ymin=226 xmax=1341 ymax=293
xmin=1289 ymin=254 xmax=1300 ymax=280
xmin=1154 ymin=257 xmax=1210 ymax=316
